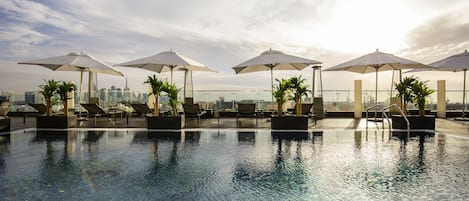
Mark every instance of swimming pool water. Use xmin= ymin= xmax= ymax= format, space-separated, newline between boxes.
xmin=0 ymin=129 xmax=468 ymax=200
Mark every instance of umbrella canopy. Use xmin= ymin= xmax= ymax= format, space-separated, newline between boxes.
xmin=324 ymin=49 xmax=431 ymax=119
xmin=325 ymin=49 xmax=430 ymax=73
xmin=116 ymin=49 xmax=215 ymax=99
xmin=232 ymin=49 xmax=322 ymax=103
xmin=19 ymin=52 xmax=125 ymax=77
xmin=115 ymin=49 xmax=215 ymax=83
xmin=18 ymin=52 xmax=125 ymax=114
xmin=408 ymin=50 xmax=469 ymax=119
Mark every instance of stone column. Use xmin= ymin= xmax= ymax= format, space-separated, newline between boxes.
xmin=354 ymin=80 xmax=362 ymax=118
xmin=437 ymin=80 xmax=446 ymax=118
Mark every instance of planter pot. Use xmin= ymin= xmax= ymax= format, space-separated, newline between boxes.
xmin=0 ymin=117 xmax=10 ymax=132
xmin=271 ymin=116 xmax=308 ymax=130
xmin=147 ymin=116 xmax=184 ymax=129
xmin=36 ymin=115 xmax=77 ymax=129
xmin=391 ymin=115 xmax=435 ymax=130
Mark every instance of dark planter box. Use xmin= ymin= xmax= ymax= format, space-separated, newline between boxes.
xmin=147 ymin=116 xmax=184 ymax=129
xmin=391 ymin=115 xmax=435 ymax=130
xmin=0 ymin=118 xmax=10 ymax=132
xmin=36 ymin=115 xmax=77 ymax=129
xmin=271 ymin=116 xmax=308 ymax=130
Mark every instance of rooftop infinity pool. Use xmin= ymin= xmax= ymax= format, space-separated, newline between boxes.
xmin=0 ymin=129 xmax=468 ymax=200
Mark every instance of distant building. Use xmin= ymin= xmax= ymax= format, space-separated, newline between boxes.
xmin=25 ymin=91 xmax=36 ymax=104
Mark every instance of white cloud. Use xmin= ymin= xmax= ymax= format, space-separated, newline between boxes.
xmin=0 ymin=24 xmax=49 ymax=45
xmin=0 ymin=0 xmax=85 ymax=33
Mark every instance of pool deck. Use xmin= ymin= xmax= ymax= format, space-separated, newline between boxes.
xmin=5 ymin=116 xmax=469 ymax=137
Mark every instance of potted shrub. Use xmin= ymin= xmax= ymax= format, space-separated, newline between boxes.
xmin=145 ymin=76 xmax=184 ymax=129
xmin=271 ymin=76 xmax=310 ymax=130
xmin=36 ymin=80 xmax=78 ymax=128
xmin=392 ymin=77 xmax=436 ymax=130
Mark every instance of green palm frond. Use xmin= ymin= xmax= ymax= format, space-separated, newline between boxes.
xmin=144 ymin=75 xmax=165 ymax=97
xmin=163 ymin=82 xmax=180 ymax=116
xmin=56 ymin=81 xmax=77 ymax=102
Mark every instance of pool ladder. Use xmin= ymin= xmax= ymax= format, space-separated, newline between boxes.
xmin=366 ymin=104 xmax=410 ymax=138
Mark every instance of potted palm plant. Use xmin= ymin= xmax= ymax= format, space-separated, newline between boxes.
xmin=272 ymin=78 xmax=290 ymax=117
xmin=39 ymin=79 xmax=59 ymax=116
xmin=392 ymin=76 xmax=435 ymax=130
xmin=395 ymin=76 xmax=416 ymax=113
xmin=145 ymin=75 xmax=184 ymax=129
xmin=144 ymin=75 xmax=165 ymax=117
xmin=271 ymin=76 xmax=310 ymax=130
xmin=164 ymin=82 xmax=180 ymax=117
xmin=57 ymin=81 xmax=77 ymax=116
xmin=289 ymin=76 xmax=310 ymax=116
xmin=37 ymin=80 xmax=78 ymax=128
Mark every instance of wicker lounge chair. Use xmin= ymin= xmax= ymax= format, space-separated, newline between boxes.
xmin=236 ymin=103 xmax=257 ymax=126
xmin=182 ymin=103 xmax=206 ymax=125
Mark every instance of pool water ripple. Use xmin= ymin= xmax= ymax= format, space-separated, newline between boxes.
xmin=0 ymin=129 xmax=468 ymax=200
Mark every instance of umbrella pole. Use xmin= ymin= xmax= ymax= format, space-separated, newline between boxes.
xmin=79 ymin=71 xmax=83 ymax=118
xmin=390 ymin=70 xmax=394 ymax=105
xmin=170 ymin=68 xmax=173 ymax=84
xmin=319 ymin=66 xmax=323 ymax=97
xmin=375 ymin=67 xmax=378 ymax=121
xmin=270 ymin=67 xmax=274 ymax=106
xmin=312 ymin=67 xmax=316 ymax=98
xmin=183 ymin=69 xmax=187 ymax=98
xmin=463 ymin=69 xmax=467 ymax=118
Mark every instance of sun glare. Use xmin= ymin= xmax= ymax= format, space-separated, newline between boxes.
xmin=312 ymin=0 xmax=419 ymax=54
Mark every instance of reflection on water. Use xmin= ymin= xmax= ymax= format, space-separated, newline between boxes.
xmin=238 ymin=131 xmax=255 ymax=144
xmin=0 ymin=129 xmax=468 ymax=200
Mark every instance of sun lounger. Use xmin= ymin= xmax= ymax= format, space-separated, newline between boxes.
xmin=81 ymin=103 xmax=122 ymax=124
xmin=130 ymin=103 xmax=152 ymax=117
xmin=236 ymin=103 xmax=257 ymax=126
xmin=182 ymin=103 xmax=206 ymax=125
xmin=29 ymin=103 xmax=48 ymax=115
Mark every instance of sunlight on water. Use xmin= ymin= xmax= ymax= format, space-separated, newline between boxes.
xmin=0 ymin=129 xmax=468 ymax=200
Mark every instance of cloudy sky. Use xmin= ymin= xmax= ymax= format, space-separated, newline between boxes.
xmin=1 ymin=0 xmax=469 ymax=94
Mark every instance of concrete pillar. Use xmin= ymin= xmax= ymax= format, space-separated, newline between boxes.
xmin=354 ymin=80 xmax=362 ymax=118
xmin=437 ymin=80 xmax=446 ymax=118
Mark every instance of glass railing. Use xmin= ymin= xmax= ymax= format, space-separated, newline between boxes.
xmin=1 ymin=89 xmax=467 ymax=113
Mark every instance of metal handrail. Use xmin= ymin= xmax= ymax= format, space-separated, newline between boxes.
xmin=381 ymin=104 xmax=410 ymax=139
xmin=365 ymin=104 xmax=381 ymax=129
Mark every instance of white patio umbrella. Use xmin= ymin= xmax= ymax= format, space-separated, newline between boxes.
xmin=324 ymin=49 xmax=432 ymax=120
xmin=18 ymin=52 xmax=125 ymax=115
xmin=408 ymin=50 xmax=469 ymax=119
xmin=115 ymin=49 xmax=215 ymax=98
xmin=232 ymin=49 xmax=322 ymax=103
